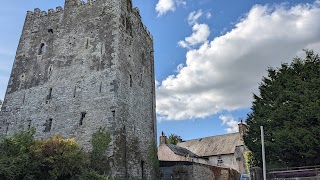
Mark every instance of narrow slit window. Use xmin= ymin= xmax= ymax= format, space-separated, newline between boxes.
xmin=47 ymin=88 xmax=53 ymax=100
xmin=141 ymin=161 xmax=145 ymax=178
xmin=27 ymin=120 xmax=32 ymax=130
xmin=43 ymin=118 xmax=52 ymax=132
xmin=5 ymin=123 xmax=9 ymax=135
xmin=129 ymin=75 xmax=132 ymax=87
xmin=80 ymin=112 xmax=86 ymax=125
xmin=73 ymin=86 xmax=77 ymax=98
xmin=99 ymin=82 xmax=102 ymax=93
xmin=39 ymin=43 xmax=45 ymax=55
xmin=86 ymin=39 xmax=89 ymax=49
xmin=23 ymin=93 xmax=26 ymax=104
xmin=112 ymin=110 xmax=115 ymax=121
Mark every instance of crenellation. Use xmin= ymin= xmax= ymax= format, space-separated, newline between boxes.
xmin=34 ymin=8 xmax=41 ymax=16
xmin=40 ymin=11 xmax=47 ymax=17
xmin=0 ymin=0 xmax=156 ymax=179
xmin=48 ymin=9 xmax=55 ymax=14
xmin=56 ymin=6 xmax=63 ymax=12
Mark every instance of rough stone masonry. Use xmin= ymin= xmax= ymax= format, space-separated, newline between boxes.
xmin=0 ymin=0 xmax=157 ymax=179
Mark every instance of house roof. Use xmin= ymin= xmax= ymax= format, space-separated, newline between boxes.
xmin=177 ymin=132 xmax=244 ymax=157
xmin=166 ymin=144 xmax=198 ymax=158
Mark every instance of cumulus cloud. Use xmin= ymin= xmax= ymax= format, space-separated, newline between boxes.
xmin=178 ymin=23 xmax=210 ymax=48
xmin=219 ymin=115 xmax=239 ymax=133
xmin=157 ymin=2 xmax=320 ymax=120
xmin=156 ymin=0 xmax=186 ymax=16
xmin=188 ymin=9 xmax=203 ymax=25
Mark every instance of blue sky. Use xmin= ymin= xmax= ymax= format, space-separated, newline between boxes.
xmin=1 ymin=0 xmax=320 ymax=141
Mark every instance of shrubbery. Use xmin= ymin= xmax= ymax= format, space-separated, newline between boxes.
xmin=0 ymin=128 xmax=110 ymax=180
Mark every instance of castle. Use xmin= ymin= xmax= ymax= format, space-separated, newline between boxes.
xmin=0 ymin=0 xmax=157 ymax=179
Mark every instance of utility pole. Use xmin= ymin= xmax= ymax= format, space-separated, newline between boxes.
xmin=261 ymin=126 xmax=267 ymax=180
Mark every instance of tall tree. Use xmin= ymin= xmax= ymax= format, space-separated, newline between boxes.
xmin=245 ymin=50 xmax=320 ymax=168
xmin=167 ymin=134 xmax=181 ymax=145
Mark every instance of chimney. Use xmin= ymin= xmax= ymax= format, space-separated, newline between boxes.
xmin=238 ymin=120 xmax=247 ymax=140
xmin=160 ymin=131 xmax=167 ymax=145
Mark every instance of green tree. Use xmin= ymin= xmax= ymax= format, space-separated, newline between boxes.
xmin=245 ymin=50 xmax=320 ymax=168
xmin=90 ymin=127 xmax=111 ymax=174
xmin=167 ymin=134 xmax=181 ymax=145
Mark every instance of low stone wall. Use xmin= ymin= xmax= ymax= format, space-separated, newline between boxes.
xmin=160 ymin=161 xmax=240 ymax=180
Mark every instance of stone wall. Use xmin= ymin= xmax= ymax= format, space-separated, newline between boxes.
xmin=160 ymin=162 xmax=240 ymax=180
xmin=0 ymin=0 xmax=156 ymax=179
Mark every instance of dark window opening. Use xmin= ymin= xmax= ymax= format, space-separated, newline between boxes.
xmin=129 ymin=75 xmax=132 ymax=87
xmin=47 ymin=88 xmax=53 ymax=100
xmin=48 ymin=65 xmax=53 ymax=75
xmin=43 ymin=118 xmax=52 ymax=132
xmin=99 ymin=82 xmax=102 ymax=93
xmin=5 ymin=123 xmax=9 ymax=135
xmin=23 ymin=93 xmax=26 ymax=104
xmin=27 ymin=120 xmax=32 ymax=130
xmin=73 ymin=86 xmax=77 ymax=98
xmin=80 ymin=112 xmax=86 ymax=125
xmin=86 ymin=39 xmax=89 ymax=49
xmin=48 ymin=29 xmax=53 ymax=33
xmin=141 ymin=161 xmax=145 ymax=178
xmin=39 ymin=43 xmax=45 ymax=55
xmin=112 ymin=110 xmax=115 ymax=120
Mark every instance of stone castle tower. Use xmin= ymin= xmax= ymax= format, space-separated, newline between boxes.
xmin=0 ymin=0 xmax=157 ymax=178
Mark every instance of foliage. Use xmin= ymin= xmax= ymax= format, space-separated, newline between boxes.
xmin=244 ymin=151 xmax=256 ymax=174
xmin=90 ymin=127 xmax=111 ymax=174
xmin=0 ymin=128 xmax=113 ymax=179
xmin=148 ymin=144 xmax=160 ymax=178
xmin=245 ymin=50 xmax=320 ymax=167
xmin=167 ymin=134 xmax=181 ymax=145
xmin=0 ymin=128 xmax=36 ymax=179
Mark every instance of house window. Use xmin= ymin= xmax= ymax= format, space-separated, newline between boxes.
xmin=80 ymin=112 xmax=87 ymax=125
xmin=43 ymin=118 xmax=52 ymax=132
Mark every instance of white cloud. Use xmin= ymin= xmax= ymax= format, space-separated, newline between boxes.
xmin=206 ymin=12 xmax=212 ymax=19
xmin=219 ymin=115 xmax=239 ymax=133
xmin=156 ymin=0 xmax=186 ymax=16
xmin=178 ymin=23 xmax=210 ymax=48
xmin=157 ymin=2 xmax=320 ymax=121
xmin=188 ymin=9 xmax=203 ymax=25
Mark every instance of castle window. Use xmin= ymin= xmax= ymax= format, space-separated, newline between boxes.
xmin=48 ymin=29 xmax=53 ymax=33
xmin=86 ymin=39 xmax=89 ymax=49
xmin=141 ymin=160 xmax=145 ymax=178
xmin=39 ymin=43 xmax=45 ymax=55
xmin=73 ymin=86 xmax=77 ymax=98
xmin=112 ymin=110 xmax=115 ymax=120
xmin=5 ymin=123 xmax=9 ymax=135
xmin=47 ymin=88 xmax=53 ymax=100
xmin=129 ymin=75 xmax=132 ymax=87
xmin=80 ymin=112 xmax=87 ymax=125
xmin=27 ymin=120 xmax=32 ymax=130
xmin=43 ymin=118 xmax=52 ymax=132
xmin=99 ymin=82 xmax=102 ymax=93
xmin=217 ymin=155 xmax=223 ymax=165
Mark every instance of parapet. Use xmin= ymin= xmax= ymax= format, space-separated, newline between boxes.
xmin=26 ymin=6 xmax=64 ymax=18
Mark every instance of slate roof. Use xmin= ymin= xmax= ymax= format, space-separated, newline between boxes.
xmin=177 ymin=132 xmax=244 ymax=157
xmin=166 ymin=144 xmax=198 ymax=158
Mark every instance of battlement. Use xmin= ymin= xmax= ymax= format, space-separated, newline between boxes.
xmin=27 ymin=6 xmax=64 ymax=17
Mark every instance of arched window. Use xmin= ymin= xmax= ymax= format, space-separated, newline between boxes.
xmin=39 ymin=43 xmax=45 ymax=55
